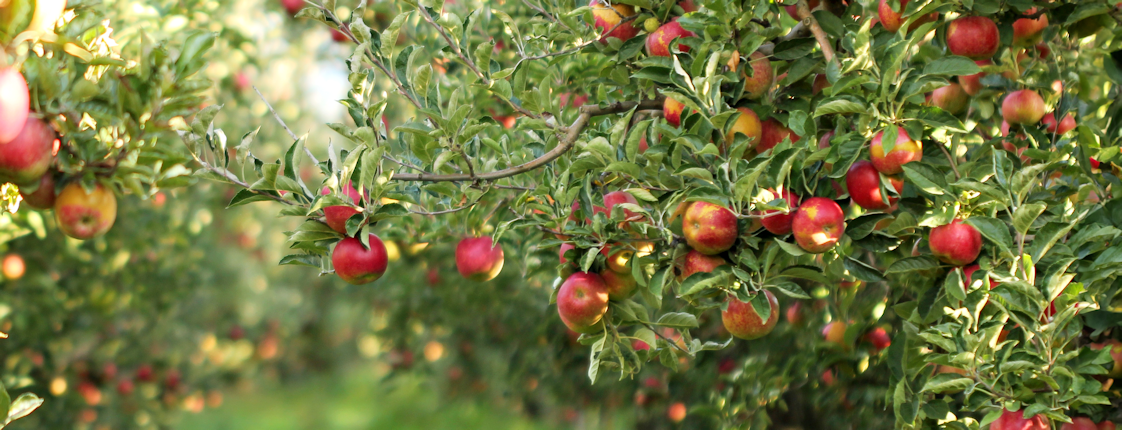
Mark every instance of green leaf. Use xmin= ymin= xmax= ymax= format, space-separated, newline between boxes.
xmin=920 ymin=376 xmax=973 ymax=394
xmin=227 ymin=189 xmax=276 ymax=208
xmin=944 ymin=267 xmax=966 ymax=302
xmin=844 ymin=257 xmax=887 ymax=283
xmin=279 ymin=254 xmax=321 ymax=268
xmin=656 ymin=312 xmax=700 ymax=328
xmin=0 ymin=380 xmax=9 ymax=422
xmin=775 ymin=239 xmax=808 ymax=256
xmin=923 ymin=56 xmax=983 ymax=76
xmin=771 ymin=282 xmax=811 ymax=299
xmin=4 ymin=393 xmax=43 ymax=425
xmin=886 ymin=256 xmax=941 ymax=275
xmin=964 ymin=217 xmax=1015 ymax=259
xmin=815 ymin=96 xmax=866 ymax=117
xmin=678 ymin=266 xmax=733 ymax=296
xmin=846 ymin=213 xmax=893 ymax=240
xmin=901 ymin=162 xmax=949 ymax=196
xmin=1013 ymin=202 xmax=1046 ymax=236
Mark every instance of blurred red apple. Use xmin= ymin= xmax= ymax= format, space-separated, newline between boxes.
xmin=456 ymin=237 xmax=505 ymax=281
xmin=722 ymin=290 xmax=779 ymax=340
xmin=991 ymin=408 xmax=1050 ymax=430
xmin=0 ymin=116 xmax=56 ymax=186
xmin=55 ymin=182 xmax=117 ymax=240
xmin=0 ymin=67 xmax=29 ymax=144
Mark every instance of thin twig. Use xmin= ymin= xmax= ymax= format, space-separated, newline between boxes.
xmin=253 ymin=86 xmax=320 ymax=165
xmin=522 ymin=0 xmax=569 ymax=30
xmin=520 ymin=14 xmax=638 ymax=61
xmin=938 ymin=142 xmax=961 ymax=179
xmin=795 ymin=0 xmax=837 ymax=66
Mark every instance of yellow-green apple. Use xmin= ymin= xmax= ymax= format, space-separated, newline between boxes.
xmin=758 ymin=118 xmax=800 ymax=154
xmin=2 ymin=253 xmax=24 ymax=280
xmin=321 ymin=183 xmax=363 ymax=234
xmin=682 ymin=201 xmax=739 ymax=255
xmin=870 ymin=126 xmax=921 ymax=175
xmin=792 ymin=197 xmax=845 ymax=253
xmin=331 ymin=234 xmax=389 ymax=284
xmin=54 ymin=182 xmax=117 ymax=239
xmin=281 ymin=0 xmax=303 ymax=15
xmin=1012 ymin=8 xmax=1048 ymax=46
xmin=667 ymin=402 xmax=687 ymax=423
xmin=677 ymin=249 xmax=726 ymax=280
xmin=19 ymin=172 xmax=56 ymax=210
xmin=1043 ymin=112 xmax=1076 ymax=135
xmin=822 ymin=321 xmax=848 ymax=348
xmin=741 ymin=51 xmax=773 ymax=100
xmin=1002 ymin=89 xmax=1046 ymax=125
xmin=455 ymin=236 xmax=505 ymax=281
xmin=846 ymin=160 xmax=902 ymax=211
xmin=757 ymin=188 xmax=800 ymax=235
xmin=929 ymin=219 xmax=982 ymax=266
xmin=589 ymin=0 xmax=640 ymax=42
xmin=946 ymin=16 xmax=1000 ymax=60
xmin=1091 ymin=340 xmax=1122 ymax=378
xmin=878 ymin=0 xmax=938 ymax=33
xmin=959 ymin=60 xmax=991 ymax=95
xmin=1062 ymin=418 xmax=1098 ymax=430
xmin=0 ymin=67 xmax=29 ymax=144
xmin=664 ymin=97 xmax=685 ymax=127
xmin=0 ymin=116 xmax=56 ymax=186
xmin=556 ymin=272 xmax=610 ymax=333
xmin=646 ymin=18 xmax=695 ymax=57
xmin=862 ymin=327 xmax=891 ymax=352
xmin=928 ymin=83 xmax=969 ymax=114
xmin=722 ymin=290 xmax=779 ymax=340
xmin=726 ymin=107 xmax=762 ymax=151
xmin=599 ymin=268 xmax=636 ymax=300
xmin=991 ymin=408 xmax=1050 ymax=430
xmin=26 ymin=0 xmax=66 ymax=33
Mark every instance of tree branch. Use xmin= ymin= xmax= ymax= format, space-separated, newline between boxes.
xmin=794 ymin=0 xmax=837 ymax=66
xmin=253 ymin=86 xmax=320 ymax=165
xmin=391 ymin=99 xmax=663 ymax=182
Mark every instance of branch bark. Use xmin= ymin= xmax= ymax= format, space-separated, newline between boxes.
xmin=392 ymin=99 xmax=663 ymax=182
xmin=794 ymin=0 xmax=837 ymax=66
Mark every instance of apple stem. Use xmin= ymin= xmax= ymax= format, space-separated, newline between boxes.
xmin=937 ymin=142 xmax=961 ymax=179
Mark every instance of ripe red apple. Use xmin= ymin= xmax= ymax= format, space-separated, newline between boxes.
xmin=822 ymin=321 xmax=848 ymax=347
xmin=741 ymin=51 xmax=773 ymax=100
xmin=878 ymin=0 xmax=938 ymax=33
xmin=559 ymin=93 xmax=588 ymax=110
xmin=991 ymin=408 xmax=1051 ymax=430
xmin=1091 ymin=340 xmax=1122 ymax=377
xmin=678 ymin=0 xmax=698 ymax=13
xmin=682 ymin=201 xmax=739 ymax=255
xmin=2 ymin=253 xmax=24 ymax=280
xmin=929 ymin=83 xmax=969 ymax=114
xmin=959 ymin=60 xmax=990 ymax=95
xmin=1012 ymin=8 xmax=1049 ymax=46
xmin=1100 ymin=421 xmax=1117 ymax=430
xmin=784 ymin=0 xmax=820 ymax=19
xmin=559 ymin=242 xmax=576 ymax=265
xmin=870 ymin=127 xmax=922 ymax=175
xmin=758 ymin=118 xmax=800 ymax=153
xmin=792 ymin=197 xmax=845 ymax=253
xmin=727 ymin=107 xmax=762 ymax=150
xmin=1042 ymin=112 xmax=1076 ymax=135
xmin=646 ymin=19 xmax=695 ymax=57
xmin=332 ymin=234 xmax=389 ymax=284
xmin=281 ymin=0 xmax=303 ymax=15
xmin=455 ymin=237 xmax=505 ymax=281
xmin=1002 ymin=89 xmax=1046 ymax=125
xmin=19 ymin=172 xmax=56 ymax=209
xmin=812 ymin=73 xmax=830 ymax=95
xmin=556 ymin=272 xmax=610 ymax=333
xmin=0 ymin=67 xmax=29 ymax=144
xmin=786 ymin=301 xmax=805 ymax=325
xmin=331 ymin=28 xmax=350 ymax=43
xmin=55 ymin=182 xmax=117 ymax=240
xmin=962 ymin=264 xmax=1000 ymax=290
xmin=846 ymin=160 xmax=903 ymax=211
xmin=321 ymin=183 xmax=363 ymax=234
xmin=1062 ymin=418 xmax=1099 ymax=430
xmin=758 ymin=188 xmax=800 ymax=234
xmin=590 ymin=0 xmax=640 ymax=43
xmin=116 ymin=379 xmax=135 ymax=396
xmin=929 ymin=219 xmax=982 ymax=266
xmin=678 ymin=249 xmax=726 ymax=280
xmin=599 ymin=268 xmax=636 ymax=300
xmin=667 ymin=402 xmax=687 ymax=423
xmin=0 ymin=116 xmax=56 ymax=186
xmin=136 ymin=365 xmax=154 ymax=382
xmin=863 ymin=327 xmax=891 ymax=352
xmin=946 ymin=16 xmax=1000 ymax=60
xmin=602 ymin=190 xmax=641 ymax=223
xmin=722 ymin=290 xmax=779 ymax=340
xmin=664 ymin=97 xmax=685 ymax=127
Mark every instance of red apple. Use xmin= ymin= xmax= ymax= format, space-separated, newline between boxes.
xmin=0 ymin=67 xmax=29 ymax=144
xmin=962 ymin=264 xmax=1000 ymax=290
xmin=646 ymin=19 xmax=695 ymax=57
xmin=281 ymin=0 xmax=303 ymax=15
xmin=559 ymin=242 xmax=576 ymax=265
xmin=991 ymin=408 xmax=1051 ymax=430
xmin=136 ymin=365 xmax=154 ymax=382
xmin=1100 ymin=421 xmax=1117 ymax=430
xmin=455 ymin=237 xmax=505 ymax=281
xmin=667 ymin=402 xmax=687 ymax=423
xmin=19 ymin=172 xmax=56 ymax=210
xmin=116 ymin=379 xmax=135 ymax=396
xmin=599 ymin=268 xmax=636 ymax=300
xmin=0 ymin=116 xmax=56 ymax=186
xmin=678 ymin=0 xmax=698 ymax=13
xmin=791 ymin=197 xmax=844 ymax=253
xmin=878 ymin=0 xmax=938 ymax=33
xmin=331 ymin=28 xmax=350 ymax=43
xmin=321 ymin=183 xmax=363 ymax=234
xmin=55 ymin=182 xmax=117 ymax=240
xmin=590 ymin=0 xmax=640 ymax=43
xmin=758 ymin=188 xmax=800 ymax=234
xmin=557 ymin=272 xmax=610 ymax=333
xmin=863 ymin=327 xmax=891 ymax=352
xmin=559 ymin=93 xmax=588 ymax=110
xmin=812 ymin=74 xmax=830 ymax=95
xmin=602 ymin=190 xmax=641 ymax=224
xmin=822 ymin=321 xmax=848 ymax=347
xmin=929 ymin=83 xmax=969 ymax=114
xmin=1012 ymin=8 xmax=1049 ymax=46
xmin=758 ymin=118 xmax=800 ymax=153
xmin=741 ymin=51 xmax=773 ymax=100
xmin=1002 ymin=89 xmax=1046 ymax=125
xmin=664 ymin=97 xmax=685 ymax=127
xmin=959 ymin=60 xmax=991 ymax=95
xmin=946 ymin=16 xmax=1000 ymax=60
xmin=1042 ymin=112 xmax=1076 ymax=135
xmin=722 ymin=290 xmax=779 ymax=340
xmin=727 ymin=107 xmax=762 ymax=150
xmin=332 ymin=234 xmax=389 ymax=284
xmin=784 ymin=0 xmax=820 ymax=19
xmin=682 ymin=201 xmax=739 ymax=255
xmin=870 ymin=126 xmax=922 ymax=175
xmin=1062 ymin=417 xmax=1099 ymax=430
xmin=2 ymin=253 xmax=24 ymax=280
xmin=786 ymin=301 xmax=805 ymax=325
xmin=1091 ymin=340 xmax=1122 ymax=378
xmin=847 ymin=160 xmax=903 ymax=211
xmin=678 ymin=249 xmax=726 ymax=280
xmin=929 ymin=219 xmax=982 ymax=266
